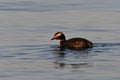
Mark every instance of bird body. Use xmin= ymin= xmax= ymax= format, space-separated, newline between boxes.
xmin=51 ymin=32 xmax=93 ymax=50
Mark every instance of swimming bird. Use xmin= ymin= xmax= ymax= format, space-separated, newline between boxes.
xmin=51 ymin=32 xmax=93 ymax=50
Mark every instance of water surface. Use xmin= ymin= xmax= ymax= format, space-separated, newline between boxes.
xmin=0 ymin=0 xmax=120 ymax=80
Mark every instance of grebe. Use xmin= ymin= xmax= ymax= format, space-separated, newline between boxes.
xmin=51 ymin=32 xmax=93 ymax=50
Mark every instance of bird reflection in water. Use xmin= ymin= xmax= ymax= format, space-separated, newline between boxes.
xmin=53 ymin=47 xmax=93 ymax=69
xmin=54 ymin=61 xmax=93 ymax=69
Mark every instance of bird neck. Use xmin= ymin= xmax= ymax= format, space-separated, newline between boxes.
xmin=60 ymin=38 xmax=66 ymax=45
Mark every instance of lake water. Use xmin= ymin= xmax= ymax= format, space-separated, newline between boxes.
xmin=0 ymin=0 xmax=120 ymax=80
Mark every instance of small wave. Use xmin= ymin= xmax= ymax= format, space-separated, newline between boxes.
xmin=94 ymin=43 xmax=120 ymax=47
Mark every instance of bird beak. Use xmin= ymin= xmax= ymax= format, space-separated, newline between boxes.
xmin=51 ymin=38 xmax=54 ymax=40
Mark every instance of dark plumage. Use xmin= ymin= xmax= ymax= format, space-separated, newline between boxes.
xmin=51 ymin=32 xmax=93 ymax=50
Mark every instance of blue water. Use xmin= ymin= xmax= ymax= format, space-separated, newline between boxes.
xmin=0 ymin=0 xmax=120 ymax=80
